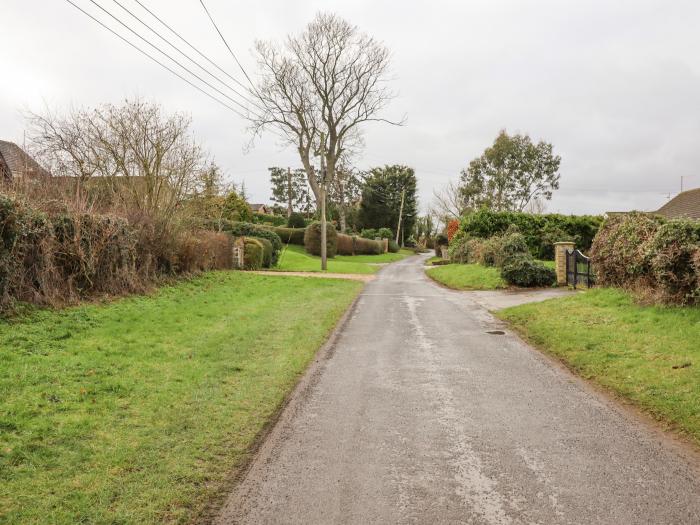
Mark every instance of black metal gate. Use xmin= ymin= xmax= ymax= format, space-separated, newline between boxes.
xmin=566 ymin=249 xmax=594 ymax=289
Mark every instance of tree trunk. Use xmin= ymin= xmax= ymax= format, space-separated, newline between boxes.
xmin=286 ymin=167 xmax=293 ymax=217
xmin=320 ymin=187 xmax=328 ymax=270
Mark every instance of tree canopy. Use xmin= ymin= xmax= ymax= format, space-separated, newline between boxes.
xmin=460 ymin=130 xmax=561 ymax=212
xmin=358 ymin=165 xmax=418 ymax=243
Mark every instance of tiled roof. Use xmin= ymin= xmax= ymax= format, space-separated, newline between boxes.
xmin=0 ymin=140 xmax=51 ymax=180
xmin=0 ymin=148 xmax=11 ymax=181
xmin=655 ymin=188 xmax=700 ymax=220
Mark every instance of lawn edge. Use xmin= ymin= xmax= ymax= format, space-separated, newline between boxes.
xmin=496 ymin=310 xmax=700 ymax=457
xmin=424 ymin=265 xmax=507 ymax=292
xmin=195 ymin=281 xmax=366 ymax=523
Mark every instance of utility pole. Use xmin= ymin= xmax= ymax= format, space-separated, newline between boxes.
xmin=286 ymin=167 xmax=293 ymax=217
xmin=317 ymin=132 xmax=328 ymax=270
xmin=395 ymin=186 xmax=406 ymax=245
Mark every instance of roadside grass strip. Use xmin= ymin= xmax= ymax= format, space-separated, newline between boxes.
xmin=0 ymin=271 xmax=362 ymax=524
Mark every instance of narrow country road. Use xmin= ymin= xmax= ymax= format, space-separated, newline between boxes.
xmin=215 ymin=253 xmax=700 ymax=524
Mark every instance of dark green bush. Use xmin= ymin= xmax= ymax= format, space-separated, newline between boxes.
xmin=287 ymin=212 xmax=306 ymax=228
xmin=217 ymin=221 xmax=282 ymax=264
xmin=501 ymin=255 xmax=557 ymax=287
xmin=360 ymin=228 xmax=378 ymax=239
xmin=268 ymin=226 xmax=305 ymax=246
xmin=388 ymin=239 xmax=400 ymax=253
xmin=243 ymin=238 xmax=264 ymax=269
xmin=304 ymin=222 xmax=338 ymax=257
xmin=460 ymin=209 xmax=603 ymax=259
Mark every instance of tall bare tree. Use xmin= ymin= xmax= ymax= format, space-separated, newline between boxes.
xmin=249 ymin=13 xmax=400 ymax=268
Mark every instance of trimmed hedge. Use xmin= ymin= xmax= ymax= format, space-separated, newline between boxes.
xmin=459 ymin=209 xmax=603 ymax=260
xmin=217 ymin=221 xmax=282 ymax=265
xmin=337 ymin=233 xmax=354 ymax=255
xmin=266 ymin=226 xmax=306 ymax=246
xmin=304 ymin=222 xmax=338 ymax=257
xmin=591 ymin=213 xmax=700 ymax=304
xmin=501 ymin=255 xmax=557 ymax=287
xmin=257 ymin=237 xmax=273 ymax=268
xmin=243 ymin=238 xmax=264 ymax=269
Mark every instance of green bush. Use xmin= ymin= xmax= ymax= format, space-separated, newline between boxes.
xmin=388 ymin=239 xmax=399 ymax=253
xmin=243 ymin=238 xmax=264 ymax=269
xmin=268 ymin=226 xmax=306 ymax=246
xmin=287 ymin=212 xmax=306 ymax=228
xmin=253 ymin=213 xmax=286 ymax=226
xmin=501 ymin=255 xmax=556 ymax=287
xmin=217 ymin=221 xmax=282 ymax=264
xmin=256 ymin=237 xmax=273 ymax=268
xmin=590 ymin=213 xmax=660 ymax=286
xmin=360 ymin=228 xmax=378 ymax=239
xmin=377 ymin=227 xmax=393 ymax=239
xmin=460 ymin=209 xmax=603 ymax=259
xmin=304 ymin=222 xmax=338 ymax=257
xmin=591 ymin=213 xmax=700 ymax=304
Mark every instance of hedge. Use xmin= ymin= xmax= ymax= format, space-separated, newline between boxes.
xmin=590 ymin=213 xmax=700 ymax=305
xmin=217 ymin=221 xmax=282 ymax=265
xmin=256 ymin=237 xmax=273 ymax=268
xmin=0 ymin=194 xmax=234 ymax=311
xmin=304 ymin=222 xmax=338 ymax=257
xmin=243 ymin=238 xmax=264 ymax=269
xmin=265 ymin=226 xmax=306 ymax=246
xmin=459 ymin=209 xmax=603 ymax=260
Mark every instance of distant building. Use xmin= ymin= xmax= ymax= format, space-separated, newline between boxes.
xmin=250 ymin=203 xmax=271 ymax=215
xmin=0 ymin=140 xmax=51 ymax=182
xmin=606 ymin=187 xmax=700 ymax=221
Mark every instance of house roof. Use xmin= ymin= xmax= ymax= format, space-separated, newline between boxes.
xmin=655 ymin=188 xmax=700 ymax=220
xmin=0 ymin=148 xmax=11 ymax=181
xmin=0 ymin=140 xmax=51 ymax=179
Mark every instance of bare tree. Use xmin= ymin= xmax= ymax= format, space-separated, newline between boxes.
xmin=249 ymin=13 xmax=400 ymax=268
xmin=29 ymin=98 xmax=208 ymax=223
xmin=430 ymin=180 xmax=468 ymax=226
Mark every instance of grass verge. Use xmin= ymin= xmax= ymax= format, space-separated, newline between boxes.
xmin=0 ymin=271 xmax=362 ymax=524
xmin=274 ymin=245 xmax=410 ymax=273
xmin=426 ymin=263 xmax=506 ymax=290
xmin=498 ymin=288 xmax=700 ymax=446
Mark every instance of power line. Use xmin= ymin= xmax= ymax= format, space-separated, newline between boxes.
xmin=111 ymin=0 xmax=260 ymax=111
xmin=128 ymin=0 xmax=263 ymax=110
xmin=63 ymin=0 xmax=246 ymax=118
xmin=198 ymin=0 xmax=258 ymax=92
xmin=85 ymin=0 xmax=254 ymax=115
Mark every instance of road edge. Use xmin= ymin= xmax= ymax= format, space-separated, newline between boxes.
xmin=197 ymin=281 xmax=365 ymax=524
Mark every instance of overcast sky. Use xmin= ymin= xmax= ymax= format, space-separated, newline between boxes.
xmin=2 ymin=0 xmax=699 ymax=214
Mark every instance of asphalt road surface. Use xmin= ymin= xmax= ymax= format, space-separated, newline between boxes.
xmin=215 ymin=253 xmax=700 ymax=524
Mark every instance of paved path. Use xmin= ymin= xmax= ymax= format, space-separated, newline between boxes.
xmin=216 ymin=254 xmax=700 ymax=524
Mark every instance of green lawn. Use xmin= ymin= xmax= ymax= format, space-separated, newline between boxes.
xmin=274 ymin=245 xmax=411 ymax=273
xmin=498 ymin=288 xmax=700 ymax=445
xmin=426 ymin=263 xmax=506 ymax=290
xmin=0 ymin=272 xmax=362 ymax=524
